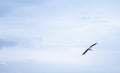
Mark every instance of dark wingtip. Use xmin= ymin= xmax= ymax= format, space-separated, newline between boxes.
xmin=82 ymin=53 xmax=85 ymax=56
xmin=94 ymin=42 xmax=97 ymax=45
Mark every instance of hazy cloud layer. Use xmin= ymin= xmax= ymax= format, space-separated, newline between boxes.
xmin=0 ymin=0 xmax=120 ymax=73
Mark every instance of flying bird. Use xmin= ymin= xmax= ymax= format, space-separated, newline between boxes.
xmin=82 ymin=42 xmax=97 ymax=55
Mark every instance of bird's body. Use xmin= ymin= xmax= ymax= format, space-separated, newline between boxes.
xmin=82 ymin=42 xmax=97 ymax=55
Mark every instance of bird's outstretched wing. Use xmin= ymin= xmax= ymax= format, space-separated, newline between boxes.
xmin=89 ymin=42 xmax=97 ymax=48
xmin=82 ymin=49 xmax=89 ymax=55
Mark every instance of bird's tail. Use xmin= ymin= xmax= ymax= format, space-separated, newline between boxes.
xmin=89 ymin=49 xmax=92 ymax=51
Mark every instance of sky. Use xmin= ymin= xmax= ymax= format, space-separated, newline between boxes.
xmin=0 ymin=0 xmax=120 ymax=73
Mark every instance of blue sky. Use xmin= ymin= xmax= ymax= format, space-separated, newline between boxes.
xmin=0 ymin=0 xmax=120 ymax=73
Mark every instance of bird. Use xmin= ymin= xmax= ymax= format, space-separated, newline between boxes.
xmin=82 ymin=42 xmax=97 ymax=55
